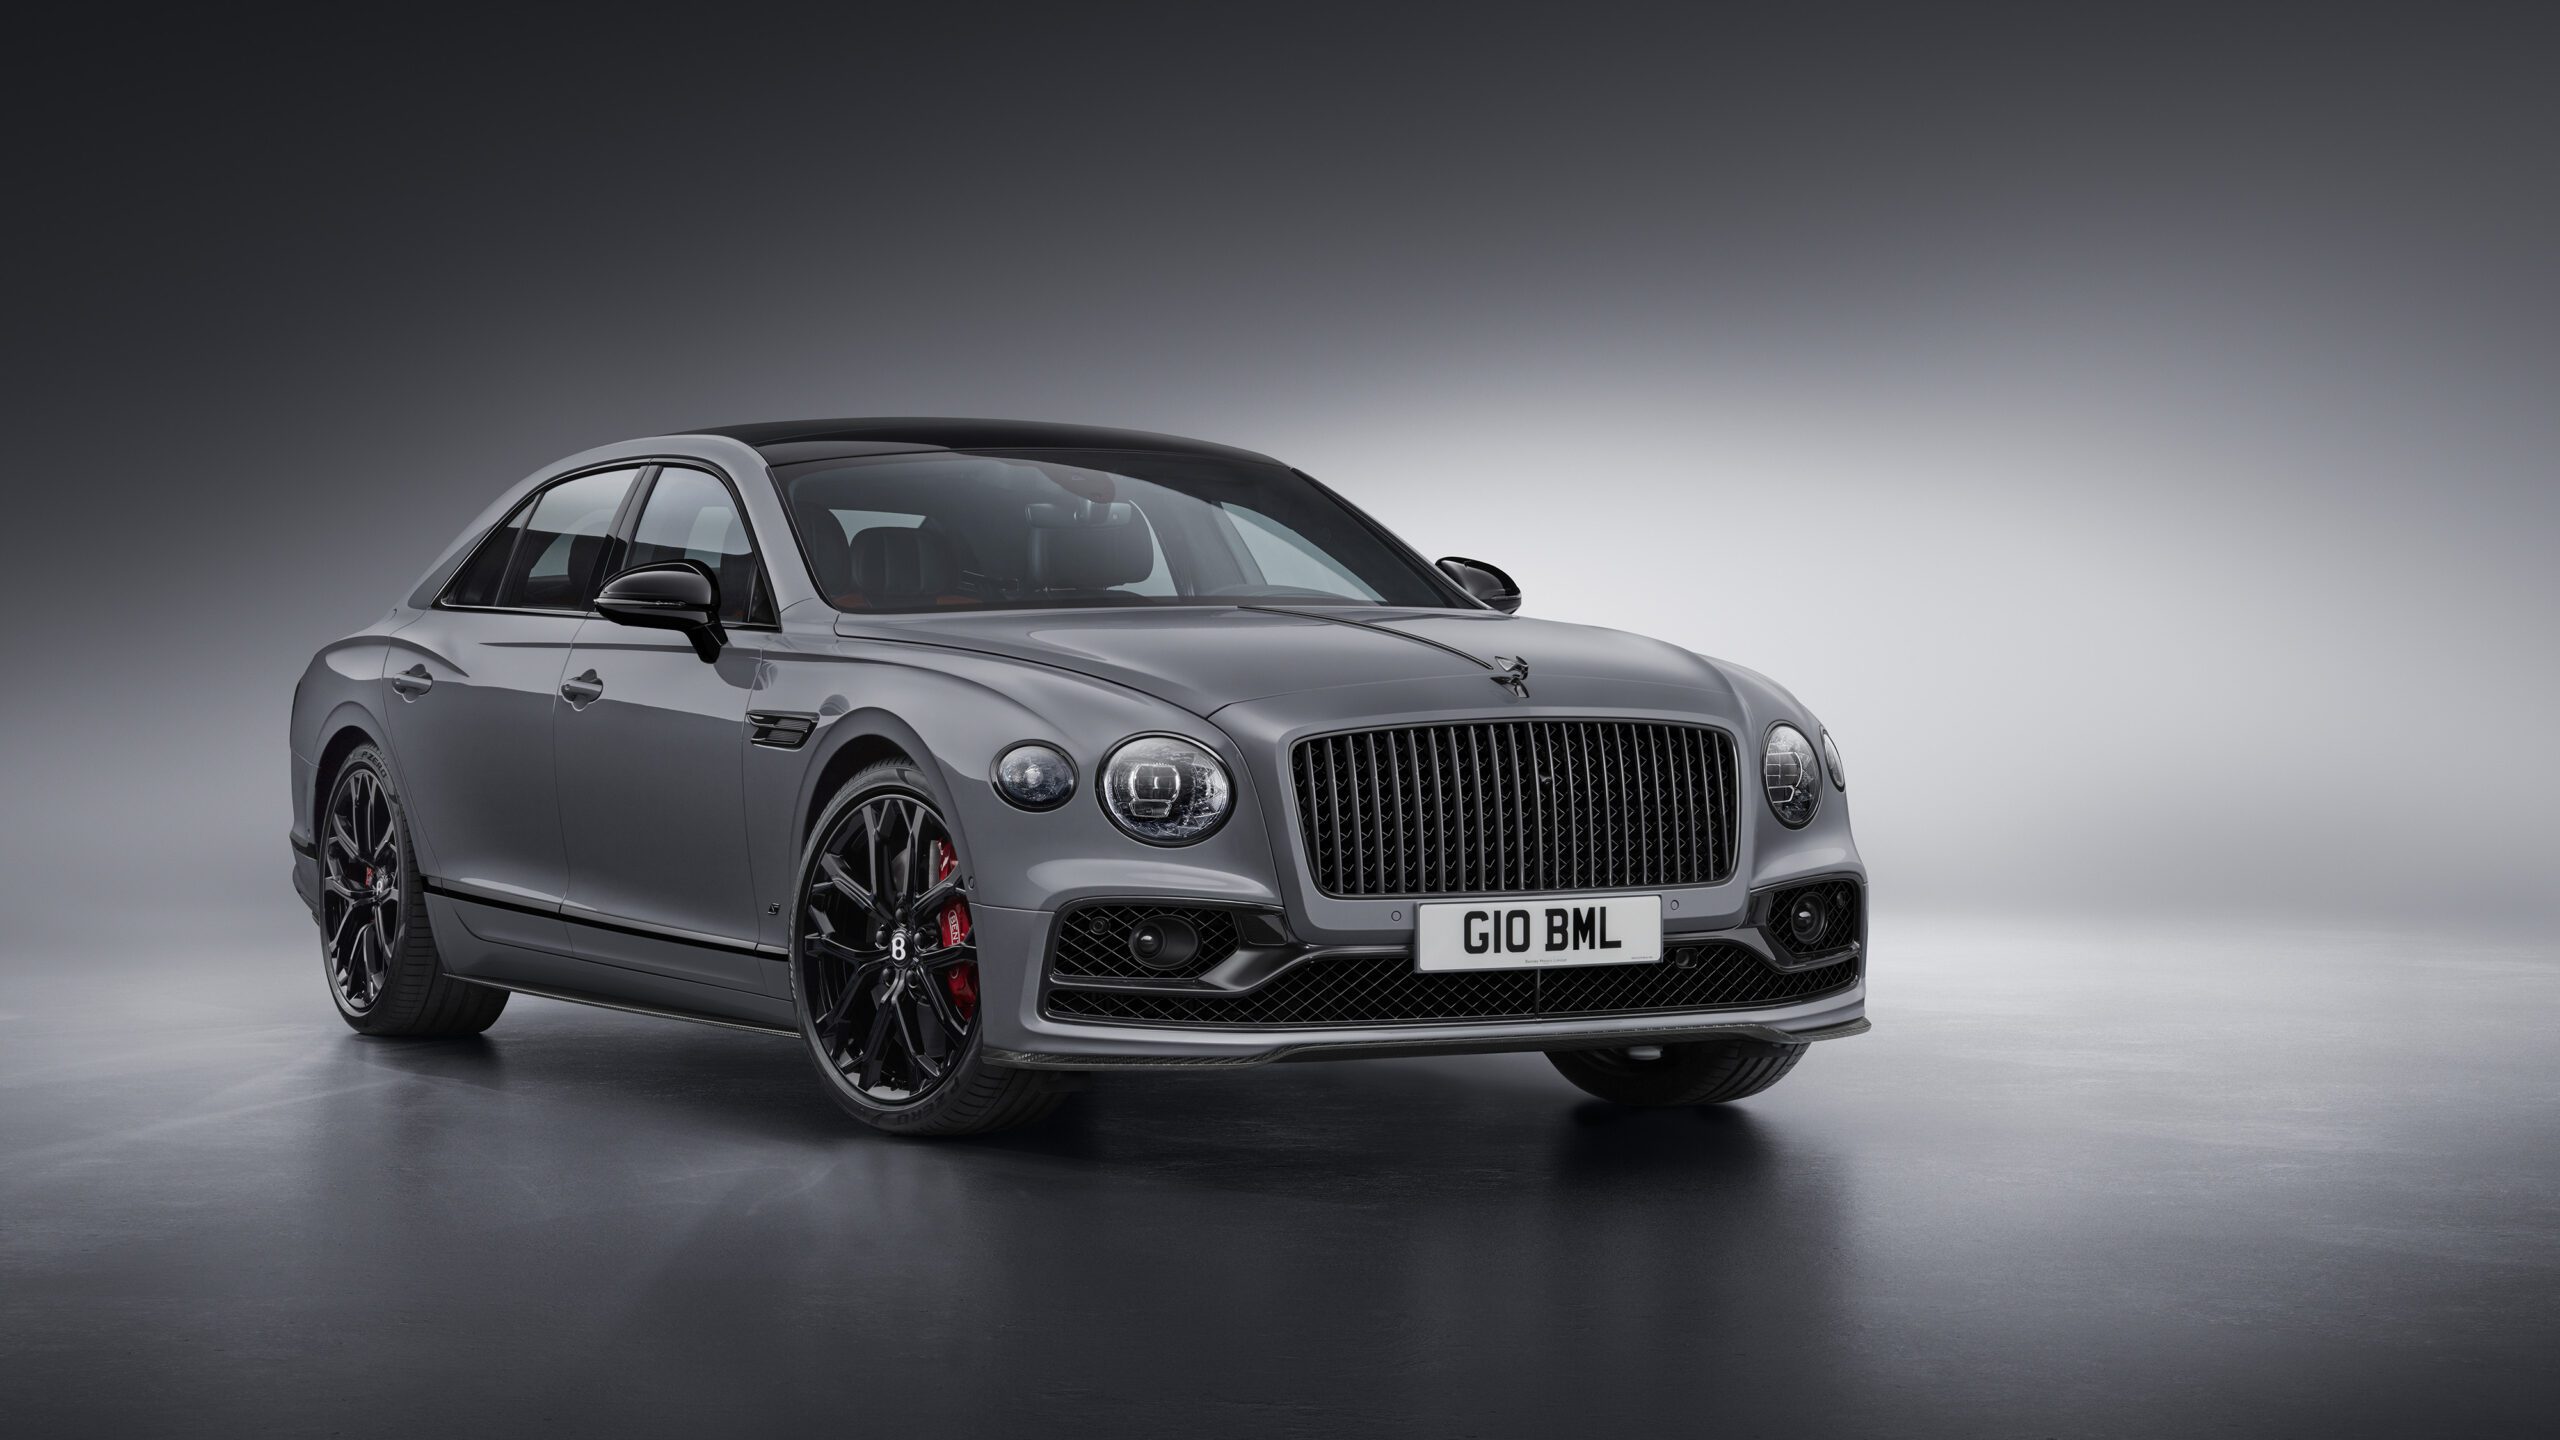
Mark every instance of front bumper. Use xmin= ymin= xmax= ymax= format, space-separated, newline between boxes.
xmin=970 ymin=898 xmax=1868 ymax=1068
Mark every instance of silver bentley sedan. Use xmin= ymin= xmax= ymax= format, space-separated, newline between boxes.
xmin=289 ymin=419 xmax=1868 ymax=1134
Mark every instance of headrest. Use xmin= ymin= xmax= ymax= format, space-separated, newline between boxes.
xmin=1028 ymin=516 xmax=1153 ymax=590
xmin=850 ymin=526 xmax=957 ymax=601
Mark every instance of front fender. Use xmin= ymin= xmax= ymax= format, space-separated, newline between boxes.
xmin=745 ymin=635 xmax=1284 ymax=941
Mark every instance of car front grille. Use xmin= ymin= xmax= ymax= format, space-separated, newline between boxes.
xmin=1042 ymin=942 xmax=1853 ymax=1029
xmin=1290 ymin=720 xmax=1739 ymax=898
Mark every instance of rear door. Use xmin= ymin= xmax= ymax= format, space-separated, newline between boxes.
xmin=554 ymin=464 xmax=773 ymax=989
xmin=383 ymin=466 xmax=643 ymax=945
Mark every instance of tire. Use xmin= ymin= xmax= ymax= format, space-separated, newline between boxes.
xmin=788 ymin=760 xmax=1069 ymax=1136
xmin=316 ymin=745 xmax=508 ymax=1037
xmin=1545 ymin=1035 xmax=1806 ymax=1107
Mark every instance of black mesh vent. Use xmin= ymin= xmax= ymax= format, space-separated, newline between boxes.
xmin=1050 ymin=904 xmax=1243 ymax=980
xmin=1764 ymin=880 xmax=1862 ymax=962
xmin=1043 ymin=943 xmax=1854 ymax=1028
xmin=1291 ymin=720 xmax=1738 ymax=898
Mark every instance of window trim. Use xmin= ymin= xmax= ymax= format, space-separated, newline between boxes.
xmin=433 ymin=462 xmax=651 ymax=619
xmin=621 ymin=462 xmax=782 ymax=631
xmin=432 ymin=459 xmax=782 ymax=629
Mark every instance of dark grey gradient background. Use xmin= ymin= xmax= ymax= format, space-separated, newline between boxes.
xmin=9 ymin=5 xmax=2554 ymax=947
xmin=6 ymin=6 xmax=2558 ymax=1435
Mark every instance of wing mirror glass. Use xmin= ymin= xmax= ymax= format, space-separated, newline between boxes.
xmin=595 ymin=562 xmax=725 ymax=661
xmin=1436 ymin=556 xmax=1522 ymax=614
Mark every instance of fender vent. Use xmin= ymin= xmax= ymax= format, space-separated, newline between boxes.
xmin=747 ymin=712 xmax=816 ymax=750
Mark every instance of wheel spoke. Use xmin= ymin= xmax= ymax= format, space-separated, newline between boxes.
xmin=327 ymin=820 xmax=361 ymax=860
xmin=903 ymin=875 xmax=961 ymax=925
xmin=907 ymin=802 xmax=935 ymax=898
xmin=897 ymin=999 xmax=943 ymax=1080
xmin=323 ymin=876 xmax=370 ymax=905
xmin=807 ymin=933 xmax=889 ymax=971
xmin=920 ymin=973 xmax=969 ymax=1037
xmin=854 ymin=1003 xmax=896 ymax=1089
xmin=329 ymin=904 xmax=364 ymax=958
xmin=814 ymin=851 xmax=877 ymax=915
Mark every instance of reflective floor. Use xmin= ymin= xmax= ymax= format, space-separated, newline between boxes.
xmin=5 ymin=914 xmax=2555 ymax=1436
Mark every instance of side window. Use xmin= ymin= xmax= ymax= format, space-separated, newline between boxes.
xmin=626 ymin=467 xmax=769 ymax=624
xmin=444 ymin=467 xmax=642 ymax=611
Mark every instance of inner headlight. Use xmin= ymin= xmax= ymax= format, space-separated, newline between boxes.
xmin=1821 ymin=729 xmax=1846 ymax=792
xmin=1763 ymin=724 xmax=1822 ymax=828
xmin=1100 ymin=735 xmax=1233 ymax=844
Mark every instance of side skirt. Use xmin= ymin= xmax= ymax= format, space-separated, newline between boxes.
xmin=452 ymin=977 xmax=796 ymax=1037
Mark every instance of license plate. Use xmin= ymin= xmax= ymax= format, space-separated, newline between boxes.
xmin=1415 ymin=896 xmax=1663 ymax=972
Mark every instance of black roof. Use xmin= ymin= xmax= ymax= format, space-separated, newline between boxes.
xmin=686 ymin=417 xmax=1280 ymax=466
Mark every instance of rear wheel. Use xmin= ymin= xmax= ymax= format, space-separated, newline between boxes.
xmin=1546 ymin=1035 xmax=1805 ymax=1106
xmin=789 ymin=761 xmax=1069 ymax=1136
xmin=318 ymin=746 xmax=507 ymax=1037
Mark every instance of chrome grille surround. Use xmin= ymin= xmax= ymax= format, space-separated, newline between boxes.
xmin=1290 ymin=719 xmax=1739 ymax=898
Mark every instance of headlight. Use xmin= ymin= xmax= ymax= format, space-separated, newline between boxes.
xmin=992 ymin=743 xmax=1076 ymax=810
xmin=1100 ymin=735 xmax=1233 ymax=844
xmin=1763 ymin=724 xmax=1821 ymax=828
xmin=1820 ymin=729 xmax=1846 ymax=791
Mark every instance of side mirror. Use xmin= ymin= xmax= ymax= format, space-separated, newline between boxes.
xmin=1436 ymin=556 xmax=1522 ymax=614
xmin=596 ymin=562 xmax=726 ymax=661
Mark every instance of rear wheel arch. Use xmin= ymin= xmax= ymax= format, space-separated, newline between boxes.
xmin=313 ymin=715 xmax=386 ymax=830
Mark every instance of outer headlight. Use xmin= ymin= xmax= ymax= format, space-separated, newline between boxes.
xmin=1763 ymin=724 xmax=1822 ymax=828
xmin=992 ymin=743 xmax=1076 ymax=810
xmin=1821 ymin=729 xmax=1846 ymax=792
xmin=1100 ymin=735 xmax=1233 ymax=844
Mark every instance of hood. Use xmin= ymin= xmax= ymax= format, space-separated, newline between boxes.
xmin=833 ymin=606 xmax=1737 ymax=718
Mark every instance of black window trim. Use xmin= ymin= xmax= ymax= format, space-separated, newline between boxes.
xmin=433 ymin=458 xmax=781 ymax=630
xmin=620 ymin=461 xmax=782 ymax=631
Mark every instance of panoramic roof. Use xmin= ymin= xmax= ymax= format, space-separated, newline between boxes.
xmin=686 ymin=417 xmax=1278 ymax=465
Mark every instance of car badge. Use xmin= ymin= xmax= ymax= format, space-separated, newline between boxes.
xmin=1490 ymin=656 xmax=1531 ymax=698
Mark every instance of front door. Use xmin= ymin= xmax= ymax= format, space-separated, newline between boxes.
xmin=383 ymin=465 xmax=643 ymax=946
xmin=555 ymin=465 xmax=772 ymax=990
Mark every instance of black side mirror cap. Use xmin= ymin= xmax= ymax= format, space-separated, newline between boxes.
xmin=1435 ymin=556 xmax=1522 ymax=614
xmin=595 ymin=561 xmax=726 ymax=661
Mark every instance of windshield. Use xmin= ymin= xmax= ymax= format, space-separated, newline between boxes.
xmin=779 ymin=449 xmax=1461 ymax=613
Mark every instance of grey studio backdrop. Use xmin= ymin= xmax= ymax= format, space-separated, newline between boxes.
xmin=6 ymin=10 xmax=2552 ymax=955
xmin=8 ymin=8 xmax=2560 ymax=1436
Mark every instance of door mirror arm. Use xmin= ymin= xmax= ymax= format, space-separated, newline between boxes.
xmin=594 ymin=561 xmax=726 ymax=662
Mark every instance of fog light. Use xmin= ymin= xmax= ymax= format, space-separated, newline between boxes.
xmin=1128 ymin=915 xmax=1200 ymax=971
xmin=1788 ymin=893 xmax=1830 ymax=947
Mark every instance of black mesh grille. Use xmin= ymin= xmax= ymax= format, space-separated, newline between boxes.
xmin=1043 ymin=943 xmax=1853 ymax=1028
xmin=1291 ymin=720 xmax=1738 ymax=897
xmin=1764 ymin=879 xmax=1862 ymax=962
xmin=1051 ymin=905 xmax=1243 ymax=980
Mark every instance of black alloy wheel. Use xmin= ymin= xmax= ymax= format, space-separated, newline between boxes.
xmin=322 ymin=762 xmax=403 ymax=1014
xmin=792 ymin=761 xmax=1068 ymax=1134
xmin=315 ymin=746 xmax=507 ymax=1037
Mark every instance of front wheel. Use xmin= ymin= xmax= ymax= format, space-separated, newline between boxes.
xmin=1546 ymin=1035 xmax=1806 ymax=1107
xmin=789 ymin=762 xmax=1069 ymax=1136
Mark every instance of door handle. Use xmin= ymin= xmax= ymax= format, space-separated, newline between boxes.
xmin=390 ymin=664 xmax=434 ymax=700
xmin=559 ymin=669 xmax=604 ymax=708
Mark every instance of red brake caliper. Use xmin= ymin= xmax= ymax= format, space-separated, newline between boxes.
xmin=933 ymin=839 xmax=977 ymax=1021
